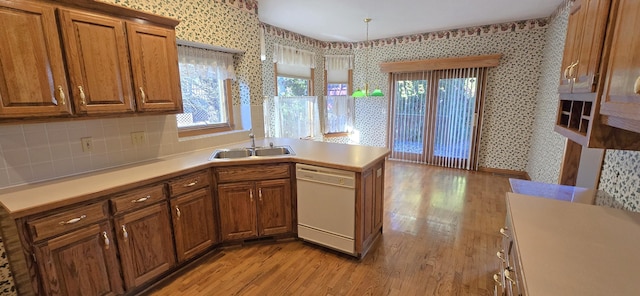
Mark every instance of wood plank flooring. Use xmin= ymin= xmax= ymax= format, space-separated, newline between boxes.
xmin=147 ymin=160 xmax=511 ymax=296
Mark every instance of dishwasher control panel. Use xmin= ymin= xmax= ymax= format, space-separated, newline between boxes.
xmin=295 ymin=164 xmax=355 ymax=188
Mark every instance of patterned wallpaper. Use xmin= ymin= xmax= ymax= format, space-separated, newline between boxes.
xmin=598 ymin=150 xmax=640 ymax=212
xmin=263 ymin=21 xmax=549 ymax=168
xmin=526 ymin=1 xmax=571 ymax=183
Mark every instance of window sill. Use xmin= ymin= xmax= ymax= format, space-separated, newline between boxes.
xmin=323 ymin=132 xmax=350 ymax=138
xmin=178 ymin=125 xmax=233 ymax=138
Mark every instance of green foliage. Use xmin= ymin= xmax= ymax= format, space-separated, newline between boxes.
xmin=277 ymin=76 xmax=309 ymax=96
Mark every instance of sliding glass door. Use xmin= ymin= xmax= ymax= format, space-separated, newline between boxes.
xmin=389 ymin=68 xmax=486 ymax=170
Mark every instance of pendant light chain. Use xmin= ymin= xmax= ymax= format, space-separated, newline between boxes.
xmin=352 ymin=18 xmax=384 ymax=97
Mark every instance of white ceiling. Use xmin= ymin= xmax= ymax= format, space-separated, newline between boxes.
xmin=258 ymin=0 xmax=565 ymax=42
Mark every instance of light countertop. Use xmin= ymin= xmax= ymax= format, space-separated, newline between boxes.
xmin=509 ymin=178 xmax=595 ymax=204
xmin=0 ymin=138 xmax=390 ymax=218
xmin=507 ymin=193 xmax=640 ymax=296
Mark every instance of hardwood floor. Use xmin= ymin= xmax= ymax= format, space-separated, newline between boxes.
xmin=147 ymin=160 xmax=511 ymax=296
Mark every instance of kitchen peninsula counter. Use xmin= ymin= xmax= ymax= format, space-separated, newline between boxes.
xmin=0 ymin=138 xmax=390 ymax=218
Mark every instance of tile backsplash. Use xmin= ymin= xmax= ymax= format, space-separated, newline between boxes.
xmin=0 ymin=107 xmax=263 ymax=189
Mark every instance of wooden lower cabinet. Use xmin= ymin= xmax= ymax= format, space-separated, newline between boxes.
xmin=170 ymin=188 xmax=218 ymax=262
xmin=358 ymin=160 xmax=385 ymax=255
xmin=113 ymin=202 xmax=176 ymax=290
xmin=218 ymin=182 xmax=258 ymax=241
xmin=33 ymin=221 xmax=123 ymax=296
xmin=218 ymin=179 xmax=292 ymax=242
xmin=257 ymin=179 xmax=292 ymax=236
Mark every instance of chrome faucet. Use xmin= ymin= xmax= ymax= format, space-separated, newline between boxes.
xmin=249 ymin=129 xmax=256 ymax=151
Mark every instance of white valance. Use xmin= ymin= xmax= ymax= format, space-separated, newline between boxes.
xmin=178 ymin=44 xmax=236 ymax=81
xmin=273 ymin=43 xmax=315 ymax=68
xmin=325 ymin=55 xmax=353 ymax=70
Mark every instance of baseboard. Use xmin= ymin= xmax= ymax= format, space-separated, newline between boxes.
xmin=478 ymin=167 xmax=530 ymax=180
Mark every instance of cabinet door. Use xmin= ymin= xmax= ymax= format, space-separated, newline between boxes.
xmin=218 ymin=182 xmax=257 ymax=241
xmin=361 ymin=168 xmax=375 ymax=243
xmin=58 ymin=9 xmax=135 ymax=114
xmin=33 ymin=222 xmax=123 ymax=296
xmin=373 ymin=163 xmax=384 ymax=231
xmin=126 ymin=22 xmax=182 ymax=112
xmin=571 ymin=0 xmax=610 ymax=94
xmin=170 ymin=188 xmax=218 ymax=262
xmin=600 ymin=0 xmax=640 ymax=123
xmin=114 ymin=202 xmax=176 ymax=290
xmin=558 ymin=0 xmax=586 ymax=94
xmin=0 ymin=1 xmax=72 ymax=118
xmin=256 ymin=179 xmax=292 ymax=236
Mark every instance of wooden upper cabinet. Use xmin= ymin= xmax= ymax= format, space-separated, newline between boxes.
xmin=558 ymin=0 xmax=610 ymax=95
xmin=0 ymin=0 xmax=72 ymax=118
xmin=126 ymin=22 xmax=183 ymax=113
xmin=33 ymin=221 xmax=123 ymax=296
xmin=600 ymin=0 xmax=640 ymax=131
xmin=58 ymin=9 xmax=135 ymax=114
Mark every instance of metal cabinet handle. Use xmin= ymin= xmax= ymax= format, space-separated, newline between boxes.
xmin=497 ymin=250 xmax=506 ymax=262
xmin=568 ymin=60 xmax=578 ymax=80
xmin=59 ymin=215 xmax=86 ymax=225
xmin=102 ymin=231 xmax=110 ymax=250
xmin=131 ymin=196 xmax=150 ymax=203
xmin=250 ymin=190 xmax=254 ymax=202
xmin=140 ymin=87 xmax=146 ymax=103
xmin=563 ymin=65 xmax=571 ymax=80
xmin=57 ymin=86 xmax=66 ymax=105
xmin=176 ymin=206 xmax=181 ymax=219
xmin=499 ymin=227 xmax=509 ymax=238
xmin=121 ymin=225 xmax=129 ymax=242
xmin=78 ymin=85 xmax=86 ymax=105
xmin=259 ymin=188 xmax=263 ymax=202
xmin=183 ymin=181 xmax=198 ymax=187
xmin=493 ymin=274 xmax=502 ymax=287
xmin=634 ymin=76 xmax=640 ymax=95
xmin=504 ymin=268 xmax=516 ymax=284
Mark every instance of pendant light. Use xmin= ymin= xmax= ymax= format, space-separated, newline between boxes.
xmin=352 ymin=18 xmax=384 ymax=98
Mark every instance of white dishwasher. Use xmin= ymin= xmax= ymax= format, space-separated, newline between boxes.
xmin=296 ymin=163 xmax=356 ymax=255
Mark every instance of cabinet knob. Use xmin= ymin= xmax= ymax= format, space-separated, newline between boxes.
xmin=78 ymin=85 xmax=86 ymax=105
xmin=259 ymin=188 xmax=263 ymax=202
xmin=140 ymin=87 xmax=146 ymax=103
xmin=497 ymin=250 xmax=506 ymax=262
xmin=102 ymin=231 xmax=110 ymax=250
xmin=121 ymin=225 xmax=129 ymax=242
xmin=250 ymin=189 xmax=254 ymax=202
xmin=634 ymin=76 xmax=640 ymax=95
xmin=57 ymin=85 xmax=66 ymax=106
xmin=175 ymin=205 xmax=181 ymax=219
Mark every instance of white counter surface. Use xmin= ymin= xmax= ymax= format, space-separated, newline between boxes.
xmin=509 ymin=178 xmax=595 ymax=204
xmin=507 ymin=193 xmax=640 ymax=296
xmin=0 ymin=138 xmax=389 ymax=218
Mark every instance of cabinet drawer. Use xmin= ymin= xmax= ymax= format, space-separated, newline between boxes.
xmin=28 ymin=202 xmax=108 ymax=242
xmin=216 ymin=164 xmax=290 ymax=183
xmin=110 ymin=184 xmax=166 ymax=214
xmin=168 ymin=170 xmax=210 ymax=196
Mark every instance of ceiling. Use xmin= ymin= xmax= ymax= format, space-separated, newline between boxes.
xmin=258 ymin=0 xmax=565 ymax=42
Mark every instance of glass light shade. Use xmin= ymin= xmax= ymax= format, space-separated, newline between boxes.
xmin=352 ymin=89 xmax=366 ymax=98
xmin=370 ymin=88 xmax=384 ymax=96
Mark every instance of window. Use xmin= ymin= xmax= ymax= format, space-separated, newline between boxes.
xmin=324 ymin=96 xmax=354 ymax=135
xmin=325 ymin=55 xmax=353 ymax=96
xmin=276 ymin=76 xmax=309 ymax=96
xmin=273 ymin=43 xmax=315 ymax=97
xmin=176 ymin=44 xmax=236 ymax=137
xmin=324 ymin=55 xmax=354 ymax=135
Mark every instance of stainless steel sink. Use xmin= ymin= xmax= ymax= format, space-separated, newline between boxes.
xmin=254 ymin=146 xmax=294 ymax=156
xmin=209 ymin=145 xmax=294 ymax=159
xmin=209 ymin=148 xmax=252 ymax=159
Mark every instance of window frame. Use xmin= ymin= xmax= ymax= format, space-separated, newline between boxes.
xmin=274 ymin=63 xmax=314 ymax=97
xmin=177 ymin=79 xmax=234 ymax=138
xmin=323 ymin=68 xmax=353 ymax=136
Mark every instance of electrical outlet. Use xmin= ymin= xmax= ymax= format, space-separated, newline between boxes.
xmin=81 ymin=137 xmax=93 ymax=152
xmin=131 ymin=131 xmax=146 ymax=146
